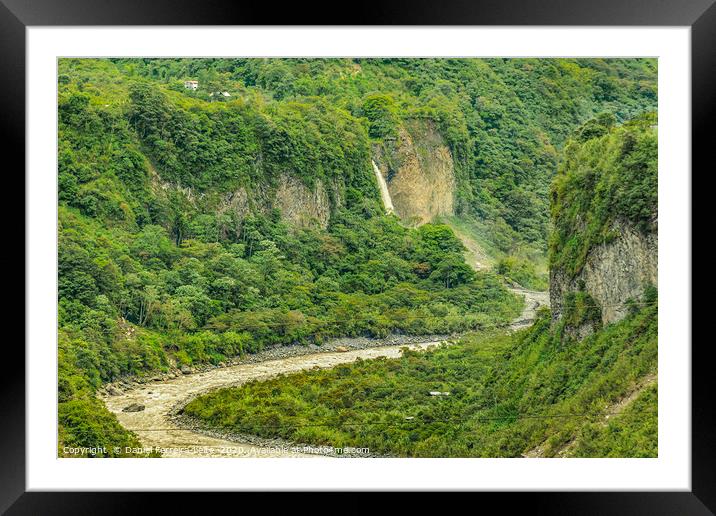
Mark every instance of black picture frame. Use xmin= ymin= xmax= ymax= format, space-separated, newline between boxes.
xmin=4 ymin=0 xmax=710 ymax=512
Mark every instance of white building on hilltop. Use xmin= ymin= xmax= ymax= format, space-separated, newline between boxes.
xmin=184 ymin=80 xmax=199 ymax=90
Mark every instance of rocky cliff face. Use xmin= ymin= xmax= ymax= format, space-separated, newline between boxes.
xmin=210 ymin=174 xmax=334 ymax=232
xmin=550 ymin=219 xmax=658 ymax=329
xmin=549 ymin=115 xmax=657 ymax=336
xmin=373 ymin=120 xmax=455 ymax=226
xmin=273 ymin=174 xmax=332 ymax=229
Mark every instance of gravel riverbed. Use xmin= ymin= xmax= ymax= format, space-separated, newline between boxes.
xmin=101 ymin=337 xmax=451 ymax=458
xmin=101 ymin=286 xmax=549 ymax=458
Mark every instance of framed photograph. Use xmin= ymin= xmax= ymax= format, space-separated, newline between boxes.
xmin=6 ymin=0 xmax=711 ymax=512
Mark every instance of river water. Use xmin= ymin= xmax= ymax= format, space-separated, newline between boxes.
xmin=102 ymin=342 xmax=442 ymax=458
xmin=101 ymin=193 xmax=551 ymax=457
xmin=102 ymin=287 xmax=548 ymax=458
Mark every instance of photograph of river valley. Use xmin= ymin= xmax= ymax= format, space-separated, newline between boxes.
xmin=58 ymin=57 xmax=658 ymax=458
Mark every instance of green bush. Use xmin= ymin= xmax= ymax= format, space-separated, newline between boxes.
xmin=58 ymin=398 xmax=153 ymax=457
xmin=496 ymin=255 xmax=548 ymax=290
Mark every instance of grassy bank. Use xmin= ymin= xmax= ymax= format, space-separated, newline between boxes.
xmin=184 ymin=302 xmax=657 ymax=457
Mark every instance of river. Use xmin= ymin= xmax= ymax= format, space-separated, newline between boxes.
xmin=102 ymin=341 xmax=444 ymax=458
xmin=101 ymin=285 xmax=548 ymax=458
xmin=101 ymin=202 xmax=550 ymax=457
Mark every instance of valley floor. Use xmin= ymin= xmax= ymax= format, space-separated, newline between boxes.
xmin=102 ymin=285 xmax=548 ymax=458
xmin=104 ymin=340 xmax=446 ymax=457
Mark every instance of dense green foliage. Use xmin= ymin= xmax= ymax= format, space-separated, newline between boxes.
xmin=185 ymin=302 xmax=656 ymax=457
xmin=58 ymin=398 xmax=155 ymax=457
xmin=59 ymin=203 xmax=519 ymax=379
xmin=181 ymin=105 xmax=659 ymax=458
xmin=58 ymin=332 xmax=151 ymax=457
xmin=496 ymin=255 xmax=548 ymax=291
xmin=550 ymin=112 xmax=657 ymax=277
xmin=57 ymin=58 xmax=657 ymax=457
xmin=59 ymin=58 xmax=565 ymax=455
xmin=126 ymin=82 xmax=373 ymax=193
xmin=572 ymin=383 xmax=657 ymax=458
xmin=440 ymin=214 xmax=549 ymax=290
xmin=103 ymin=57 xmax=656 ymax=250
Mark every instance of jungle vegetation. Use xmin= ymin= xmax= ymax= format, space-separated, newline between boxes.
xmin=185 ymin=302 xmax=657 ymax=457
xmin=57 ymin=58 xmax=657 ymax=456
xmin=184 ymin=110 xmax=659 ymax=458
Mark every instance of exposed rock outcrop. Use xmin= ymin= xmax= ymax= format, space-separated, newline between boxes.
xmin=273 ymin=174 xmax=331 ymax=229
xmin=550 ymin=220 xmax=658 ymax=327
xmin=212 ymin=187 xmax=251 ymax=239
xmin=373 ymin=120 xmax=455 ymax=226
xmin=218 ymin=187 xmax=250 ymax=221
xmin=122 ymin=403 xmax=145 ymax=413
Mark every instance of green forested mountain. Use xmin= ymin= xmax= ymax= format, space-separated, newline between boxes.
xmin=61 ymin=58 xmax=657 ymax=246
xmin=549 ymin=112 xmax=658 ymax=336
xmin=550 ymin=111 xmax=657 ymax=277
xmin=57 ymin=58 xmax=657 ymax=456
xmin=184 ymin=114 xmax=658 ymax=457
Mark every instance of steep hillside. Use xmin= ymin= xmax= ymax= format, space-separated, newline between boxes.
xmin=106 ymin=57 xmax=657 ymax=251
xmin=57 ymin=58 xmax=526 ymax=456
xmin=549 ymin=113 xmax=657 ymax=335
xmin=185 ymin=300 xmax=657 ymax=458
xmin=184 ymin=112 xmax=658 ymax=458
xmin=373 ymin=119 xmax=455 ymax=225
xmin=56 ymin=58 xmax=657 ymax=457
